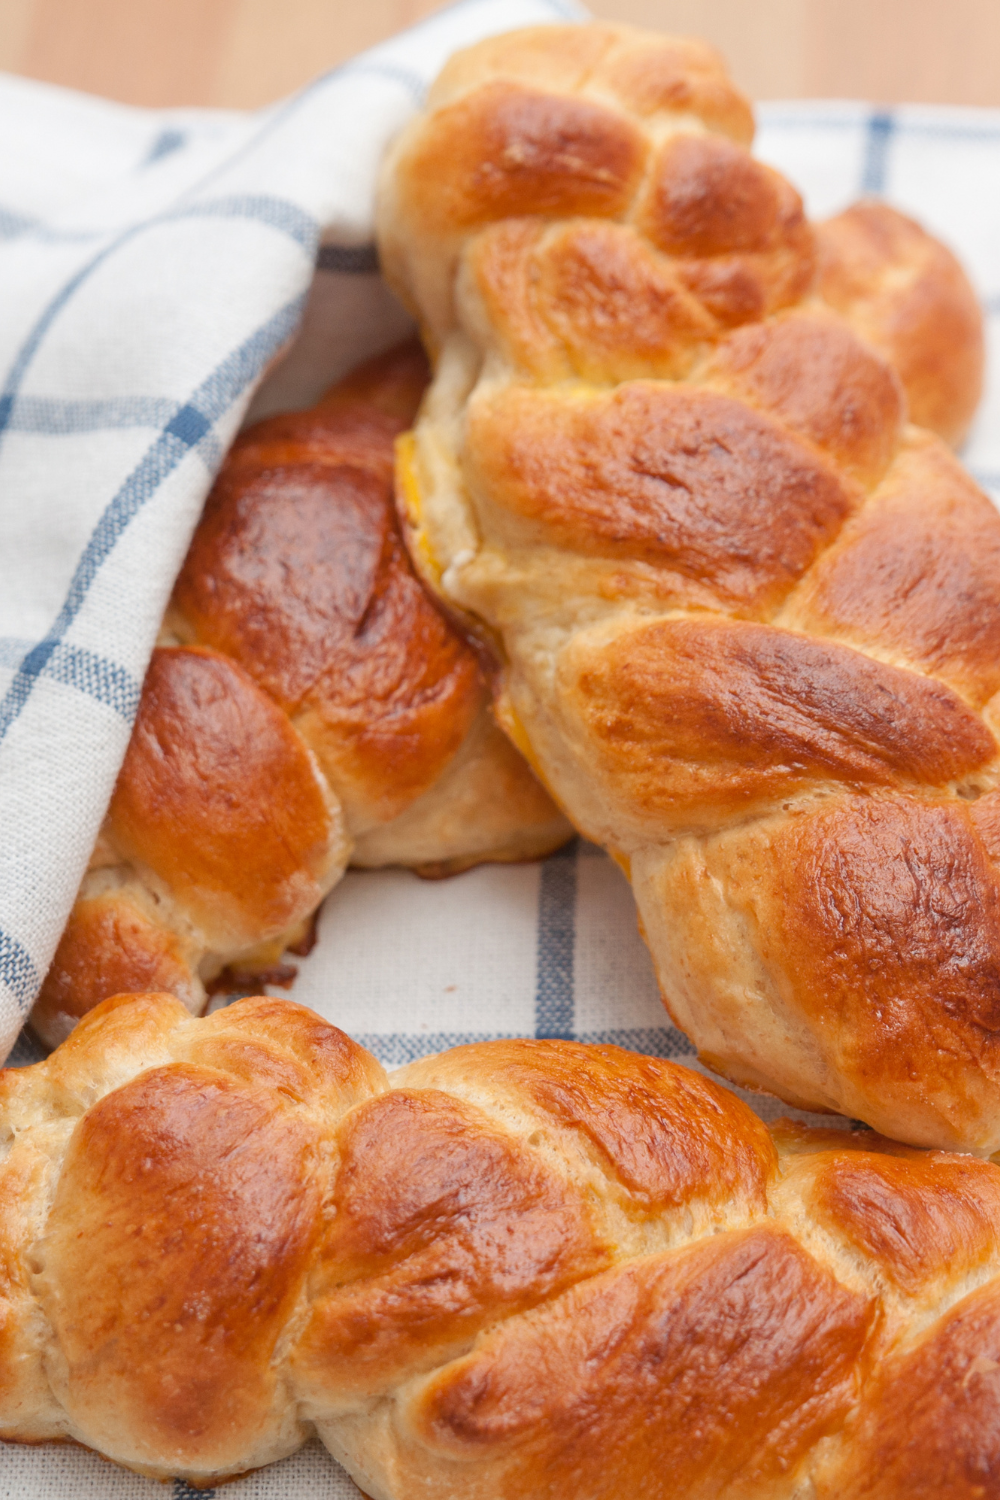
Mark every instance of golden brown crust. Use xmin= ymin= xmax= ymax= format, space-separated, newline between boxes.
xmin=466 ymin=384 xmax=858 ymax=610
xmin=467 ymin=205 xmax=817 ymax=388
xmin=106 ymin=646 xmax=342 ymax=951
xmin=816 ymin=1278 xmax=1000 ymax=1499
xmin=290 ymin=551 xmax=484 ymax=830
xmin=783 ymin=433 xmax=1000 ymax=706
xmin=666 ymin=794 xmax=1000 ymax=1147
xmin=799 ymin=1147 xmax=1000 ymax=1296
xmin=817 ymin=200 xmax=985 ymax=447
xmin=412 ymin=1227 xmax=872 ymax=1497
xmin=639 ymin=133 xmax=815 ymax=324
xmin=224 ymin=407 xmax=401 ymax=484
xmin=295 ymin=1087 xmax=607 ymax=1404
xmin=703 ymin=312 xmax=905 ymax=487
xmin=641 ymin=134 xmax=798 ymax=257
xmin=427 ymin=26 xmax=754 ymax=146
xmin=34 ymin=989 xmax=191 ymax=1093
xmin=595 ymin=33 xmax=754 ymax=142
xmin=394 ymin=81 xmax=648 ymax=239
xmin=11 ymin=996 xmax=1000 ymax=1492
xmin=563 ymin=617 xmax=995 ymax=830
xmin=38 ymin=1063 xmax=323 ymax=1473
xmin=172 ymin=341 xmax=485 ymax=831
xmin=395 ymin=1037 xmax=777 ymax=1220
xmin=32 ymin=889 xmax=203 ymax=1047
xmin=766 ymin=794 xmax=1000 ymax=1069
xmin=467 ymin=219 xmax=717 ymax=384
xmin=173 ymin=454 xmax=484 ymax=829
xmin=177 ymin=993 xmax=388 ymax=1106
xmin=379 ymin=20 xmax=993 ymax=1151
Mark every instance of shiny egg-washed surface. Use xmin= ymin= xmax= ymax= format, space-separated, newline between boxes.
xmin=32 ymin=345 xmax=569 ymax=1049
xmin=4 ymin=992 xmax=1000 ymax=1497
xmin=377 ymin=23 xmax=1000 ymax=1151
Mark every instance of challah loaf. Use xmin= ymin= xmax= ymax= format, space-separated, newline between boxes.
xmin=377 ymin=23 xmax=1000 ymax=1152
xmin=33 ymin=344 xmax=569 ymax=1048
xmin=3 ymin=989 xmax=1000 ymax=1497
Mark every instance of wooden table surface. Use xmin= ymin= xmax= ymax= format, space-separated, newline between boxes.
xmin=2 ymin=0 xmax=999 ymax=112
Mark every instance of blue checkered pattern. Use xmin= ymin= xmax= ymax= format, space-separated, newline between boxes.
xmin=3 ymin=57 xmax=1000 ymax=1500
xmin=0 ymin=0 xmax=584 ymax=1071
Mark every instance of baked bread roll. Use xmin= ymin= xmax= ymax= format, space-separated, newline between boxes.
xmin=4 ymin=989 xmax=1000 ymax=1496
xmin=33 ymin=344 xmax=569 ymax=1048
xmin=377 ymin=23 xmax=1000 ymax=1152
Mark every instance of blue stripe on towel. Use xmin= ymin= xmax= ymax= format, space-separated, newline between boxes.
xmin=759 ymin=107 xmax=1000 ymax=144
xmin=0 ymin=204 xmax=41 ymax=238
xmin=0 ymin=640 xmax=142 ymax=720
xmin=534 ymin=840 xmax=578 ymax=1039
xmin=0 ymin=294 xmax=304 ymax=740
xmin=7 ymin=393 xmax=178 ymax=434
xmin=0 ymin=928 xmax=39 ymax=1012
xmin=0 ymin=195 xmax=315 ymax=439
xmin=1 ymin=394 xmax=227 ymax=467
xmin=143 ymin=128 xmax=188 ymax=166
xmin=345 ymin=1026 xmax=698 ymax=1069
xmin=355 ymin=1031 xmax=522 ymax=1067
xmin=50 ymin=643 xmax=140 ymax=718
xmin=880 ymin=117 xmax=1000 ymax=142
xmin=578 ymin=1026 xmax=697 ymax=1059
xmin=861 ymin=108 xmax=896 ymax=194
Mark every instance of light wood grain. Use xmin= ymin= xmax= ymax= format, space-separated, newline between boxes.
xmin=802 ymin=0 xmax=1000 ymax=106
xmin=2 ymin=0 xmax=998 ymax=109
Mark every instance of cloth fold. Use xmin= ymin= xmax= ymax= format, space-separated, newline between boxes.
xmin=0 ymin=0 xmax=582 ymax=1062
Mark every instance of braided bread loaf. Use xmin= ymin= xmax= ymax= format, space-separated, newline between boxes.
xmin=33 ymin=344 xmax=570 ymax=1048
xmin=377 ymin=23 xmax=1000 ymax=1153
xmin=3 ymin=989 xmax=1000 ymax=1496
